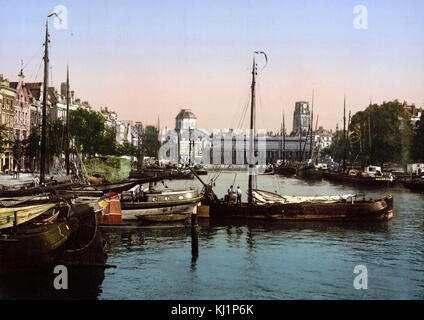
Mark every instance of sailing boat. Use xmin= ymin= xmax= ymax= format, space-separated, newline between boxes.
xmin=273 ymin=112 xmax=296 ymax=176
xmin=191 ymin=53 xmax=394 ymax=221
xmin=0 ymin=18 xmax=111 ymax=273
xmin=295 ymin=91 xmax=324 ymax=180
xmin=322 ymin=98 xmax=393 ymax=186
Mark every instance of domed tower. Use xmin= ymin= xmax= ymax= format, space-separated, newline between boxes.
xmin=175 ymin=108 xmax=197 ymax=131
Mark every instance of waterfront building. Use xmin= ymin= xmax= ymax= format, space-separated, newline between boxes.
xmin=209 ymin=134 xmax=311 ymax=165
xmin=403 ymin=102 xmax=423 ymax=128
xmin=314 ymin=127 xmax=333 ymax=150
xmin=100 ymin=106 xmax=123 ymax=144
xmin=26 ymin=82 xmax=43 ymax=129
xmin=0 ymin=75 xmax=16 ymax=172
xmin=120 ymin=120 xmax=140 ymax=147
xmin=175 ymin=109 xmax=204 ymax=164
xmin=9 ymin=69 xmax=32 ymax=170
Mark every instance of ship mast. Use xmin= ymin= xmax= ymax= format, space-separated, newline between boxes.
xmin=40 ymin=21 xmax=49 ymax=184
xmin=343 ymin=95 xmax=346 ymax=171
xmin=65 ymin=65 xmax=70 ymax=175
xmin=248 ymin=56 xmax=257 ymax=204
xmin=310 ymin=90 xmax=314 ymax=161
xmin=282 ymin=111 xmax=286 ymax=163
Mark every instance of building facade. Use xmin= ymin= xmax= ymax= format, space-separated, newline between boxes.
xmin=174 ymin=109 xmax=204 ymax=164
xmin=9 ymin=70 xmax=32 ymax=170
xmin=0 ymin=75 xmax=16 ymax=172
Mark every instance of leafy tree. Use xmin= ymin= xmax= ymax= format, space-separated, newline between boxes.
xmin=69 ymin=107 xmax=112 ymax=157
xmin=11 ymin=139 xmax=27 ymax=171
xmin=348 ymin=100 xmax=412 ymax=167
xmin=326 ymin=100 xmax=413 ymax=168
xmin=0 ymin=124 xmax=7 ymax=154
xmin=26 ymin=127 xmax=40 ymax=171
xmin=116 ymin=141 xmax=137 ymax=157
xmin=142 ymin=125 xmax=159 ymax=157
xmin=97 ymin=126 xmax=117 ymax=156
xmin=47 ymin=119 xmax=65 ymax=159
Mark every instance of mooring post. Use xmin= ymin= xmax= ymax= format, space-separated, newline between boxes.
xmin=191 ymin=211 xmax=199 ymax=260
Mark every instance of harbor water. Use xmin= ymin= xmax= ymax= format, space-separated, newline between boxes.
xmin=1 ymin=172 xmax=423 ymax=299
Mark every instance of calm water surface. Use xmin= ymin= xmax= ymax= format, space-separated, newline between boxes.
xmin=1 ymin=173 xmax=423 ymax=299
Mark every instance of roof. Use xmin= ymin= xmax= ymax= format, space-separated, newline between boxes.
xmin=26 ymin=82 xmax=43 ymax=100
xmin=176 ymin=109 xmax=196 ymax=120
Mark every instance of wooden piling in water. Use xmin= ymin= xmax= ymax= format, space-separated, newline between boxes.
xmin=191 ymin=212 xmax=199 ymax=260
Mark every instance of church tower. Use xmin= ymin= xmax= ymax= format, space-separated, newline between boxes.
xmin=292 ymin=101 xmax=311 ymax=136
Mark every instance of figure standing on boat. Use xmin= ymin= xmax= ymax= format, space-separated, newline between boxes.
xmin=237 ymin=186 xmax=242 ymax=204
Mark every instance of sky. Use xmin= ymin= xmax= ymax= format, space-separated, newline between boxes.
xmin=1 ymin=0 xmax=423 ymax=132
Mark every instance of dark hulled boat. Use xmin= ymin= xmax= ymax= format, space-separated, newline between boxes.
xmin=0 ymin=198 xmax=108 ymax=273
xmin=274 ymin=165 xmax=296 ymax=176
xmin=120 ymin=187 xmax=202 ymax=222
xmin=323 ymin=166 xmax=393 ymax=187
xmin=401 ymin=176 xmax=424 ymax=192
xmin=193 ymin=164 xmax=208 ymax=176
xmin=208 ymin=190 xmax=393 ymax=221
xmin=296 ymin=164 xmax=324 ymax=180
xmin=191 ymin=52 xmax=394 ymax=223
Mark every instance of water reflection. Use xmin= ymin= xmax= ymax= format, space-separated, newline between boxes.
xmin=0 ymin=266 xmax=105 ymax=300
xmin=1 ymin=173 xmax=423 ymax=299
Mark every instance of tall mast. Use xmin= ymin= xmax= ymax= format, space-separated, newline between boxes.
xmin=40 ymin=21 xmax=49 ymax=184
xmin=282 ymin=111 xmax=286 ymax=163
xmin=280 ymin=122 xmax=283 ymax=160
xmin=65 ymin=65 xmax=70 ymax=175
xmin=343 ymin=95 xmax=346 ymax=170
xmin=248 ymin=56 xmax=256 ymax=204
xmin=188 ymin=127 xmax=192 ymax=166
xmin=156 ymin=115 xmax=160 ymax=163
xmin=310 ymin=90 xmax=314 ymax=161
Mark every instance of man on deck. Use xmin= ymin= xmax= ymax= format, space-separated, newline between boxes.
xmin=236 ymin=186 xmax=242 ymax=204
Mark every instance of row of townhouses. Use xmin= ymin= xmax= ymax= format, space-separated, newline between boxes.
xmin=0 ymin=71 xmax=141 ymax=173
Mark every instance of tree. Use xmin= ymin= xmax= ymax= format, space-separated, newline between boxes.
xmin=47 ymin=119 xmax=65 ymax=159
xmin=142 ymin=125 xmax=159 ymax=158
xmin=11 ymin=139 xmax=27 ymax=171
xmin=116 ymin=141 xmax=137 ymax=157
xmin=412 ymin=112 xmax=424 ymax=162
xmin=0 ymin=124 xmax=7 ymax=155
xmin=97 ymin=126 xmax=117 ymax=156
xmin=26 ymin=127 xmax=40 ymax=171
xmin=69 ymin=107 xmax=113 ymax=157
xmin=348 ymin=100 xmax=412 ymax=167
xmin=325 ymin=100 xmax=413 ymax=168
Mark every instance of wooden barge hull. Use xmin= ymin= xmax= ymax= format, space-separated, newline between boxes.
xmin=0 ymin=202 xmax=107 ymax=273
xmin=208 ymin=194 xmax=393 ymax=221
xmin=322 ymin=172 xmax=392 ymax=186
xmin=136 ymin=213 xmax=190 ymax=222
xmin=122 ymin=199 xmax=200 ymax=220
xmin=401 ymin=181 xmax=424 ymax=191
xmin=274 ymin=166 xmax=296 ymax=176
xmin=296 ymin=168 xmax=323 ymax=180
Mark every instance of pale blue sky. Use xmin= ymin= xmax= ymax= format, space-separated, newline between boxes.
xmin=1 ymin=0 xmax=423 ymax=131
